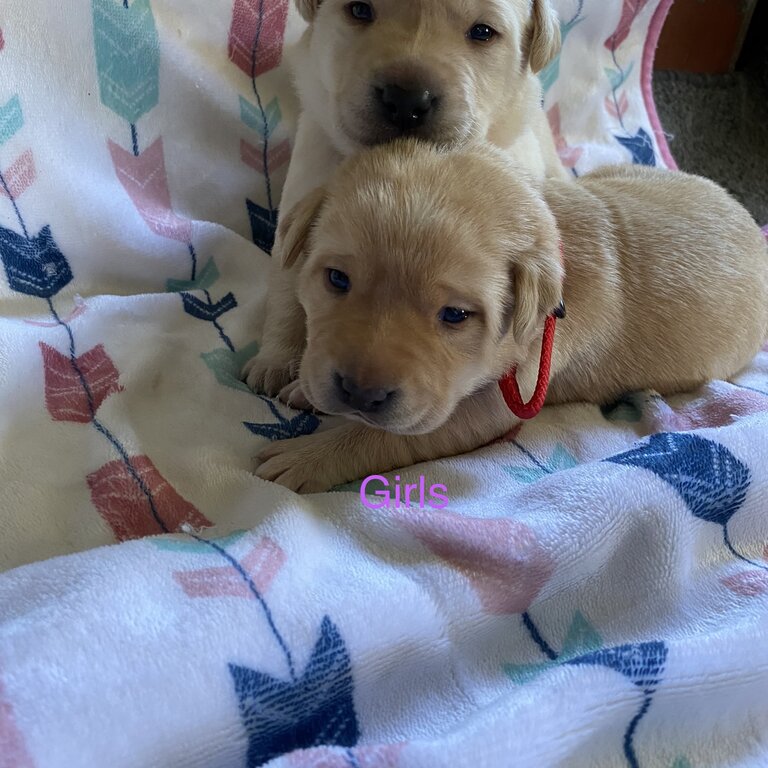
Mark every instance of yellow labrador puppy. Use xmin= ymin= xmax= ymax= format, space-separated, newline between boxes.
xmin=243 ymin=0 xmax=566 ymax=397
xmin=253 ymin=140 xmax=768 ymax=493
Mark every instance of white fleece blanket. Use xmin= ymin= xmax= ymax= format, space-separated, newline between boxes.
xmin=2 ymin=1 xmax=768 ymax=767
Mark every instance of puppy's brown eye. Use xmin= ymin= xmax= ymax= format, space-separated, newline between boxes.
xmin=327 ymin=268 xmax=351 ymax=293
xmin=440 ymin=307 xmax=472 ymax=325
xmin=346 ymin=2 xmax=374 ymax=22
xmin=468 ymin=23 xmax=496 ymax=42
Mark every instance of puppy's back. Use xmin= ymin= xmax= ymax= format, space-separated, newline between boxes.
xmin=579 ymin=166 xmax=768 ymax=319
xmin=550 ymin=165 xmax=768 ymax=398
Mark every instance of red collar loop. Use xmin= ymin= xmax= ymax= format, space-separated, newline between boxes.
xmin=498 ymin=312 xmax=559 ymax=420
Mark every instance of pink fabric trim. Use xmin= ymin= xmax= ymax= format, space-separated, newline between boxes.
xmin=642 ymin=0 xmax=678 ymax=170
xmin=762 ymin=224 xmax=768 ymax=240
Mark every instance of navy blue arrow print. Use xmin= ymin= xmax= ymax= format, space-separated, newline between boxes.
xmin=230 ymin=616 xmax=360 ymax=768
xmin=605 ymin=433 xmax=765 ymax=569
xmin=181 ymin=291 xmax=238 ymax=322
xmin=604 ymin=13 xmax=658 ymax=168
xmin=606 ymin=433 xmax=749 ymax=527
xmin=568 ymin=642 xmax=667 ymax=691
xmin=569 ymin=642 xmax=668 ymax=768
xmin=245 ymin=396 xmax=320 ymax=441
xmin=247 ymin=198 xmax=278 ymax=256
xmin=0 ymin=224 xmax=73 ymax=298
xmin=615 ymin=128 xmax=656 ymax=167
xmin=171 ymin=242 xmax=237 ymax=353
xmin=237 ymin=0 xmax=284 ymax=258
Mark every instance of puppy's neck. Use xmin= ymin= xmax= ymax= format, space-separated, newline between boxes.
xmin=493 ymin=179 xmax=620 ymax=401
xmin=536 ymin=178 xmax=624 ymax=400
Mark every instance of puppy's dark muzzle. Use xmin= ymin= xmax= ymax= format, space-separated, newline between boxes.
xmin=333 ymin=372 xmax=398 ymax=414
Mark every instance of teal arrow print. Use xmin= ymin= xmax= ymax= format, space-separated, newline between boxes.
xmin=92 ymin=0 xmax=160 ymax=123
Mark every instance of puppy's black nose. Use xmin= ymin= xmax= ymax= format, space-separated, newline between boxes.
xmin=376 ymin=84 xmax=436 ymax=131
xmin=334 ymin=372 xmax=396 ymax=414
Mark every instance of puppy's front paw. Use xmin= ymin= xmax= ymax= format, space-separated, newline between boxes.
xmin=241 ymin=349 xmax=301 ymax=396
xmin=277 ymin=380 xmax=315 ymax=411
xmin=252 ymin=434 xmax=349 ymax=493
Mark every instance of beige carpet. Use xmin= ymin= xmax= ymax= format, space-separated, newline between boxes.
xmin=652 ymin=6 xmax=767 ymax=225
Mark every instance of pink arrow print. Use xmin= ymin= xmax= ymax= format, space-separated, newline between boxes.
xmin=0 ymin=670 xmax=35 ymax=768
xmin=229 ymin=0 xmax=289 ymax=78
xmin=284 ymin=744 xmax=405 ymax=767
xmin=0 ymin=150 xmax=35 ymax=200
xmin=25 ymin=296 xmax=87 ymax=327
xmin=174 ymin=537 xmax=286 ymax=599
xmin=547 ymin=105 xmax=583 ymax=170
xmin=40 ymin=342 xmax=123 ymax=423
xmin=605 ymin=0 xmax=652 ymax=50
xmin=87 ymin=456 xmax=211 ymax=541
xmin=108 ymin=137 xmax=192 ymax=243
xmin=399 ymin=509 xmax=555 ymax=616
xmin=605 ymin=91 xmax=629 ymax=121
xmin=723 ymin=570 xmax=768 ymax=597
xmin=241 ymin=137 xmax=291 ymax=175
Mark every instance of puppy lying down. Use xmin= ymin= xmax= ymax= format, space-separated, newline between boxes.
xmin=253 ymin=140 xmax=768 ymax=492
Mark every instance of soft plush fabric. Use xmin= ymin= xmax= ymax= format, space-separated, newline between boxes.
xmin=2 ymin=1 xmax=768 ymax=767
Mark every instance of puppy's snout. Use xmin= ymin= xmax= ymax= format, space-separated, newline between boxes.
xmin=375 ymin=83 xmax=438 ymax=131
xmin=334 ymin=372 xmax=397 ymax=414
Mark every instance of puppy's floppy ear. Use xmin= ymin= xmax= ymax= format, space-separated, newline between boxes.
xmin=277 ymin=186 xmax=326 ymax=269
xmin=529 ymin=0 xmax=561 ymax=73
xmin=509 ymin=239 xmax=564 ymax=345
xmin=295 ymin=0 xmax=321 ymax=22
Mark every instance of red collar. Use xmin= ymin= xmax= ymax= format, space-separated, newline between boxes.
xmin=498 ymin=307 xmax=563 ymax=420
xmin=499 ymin=238 xmax=566 ymax=421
